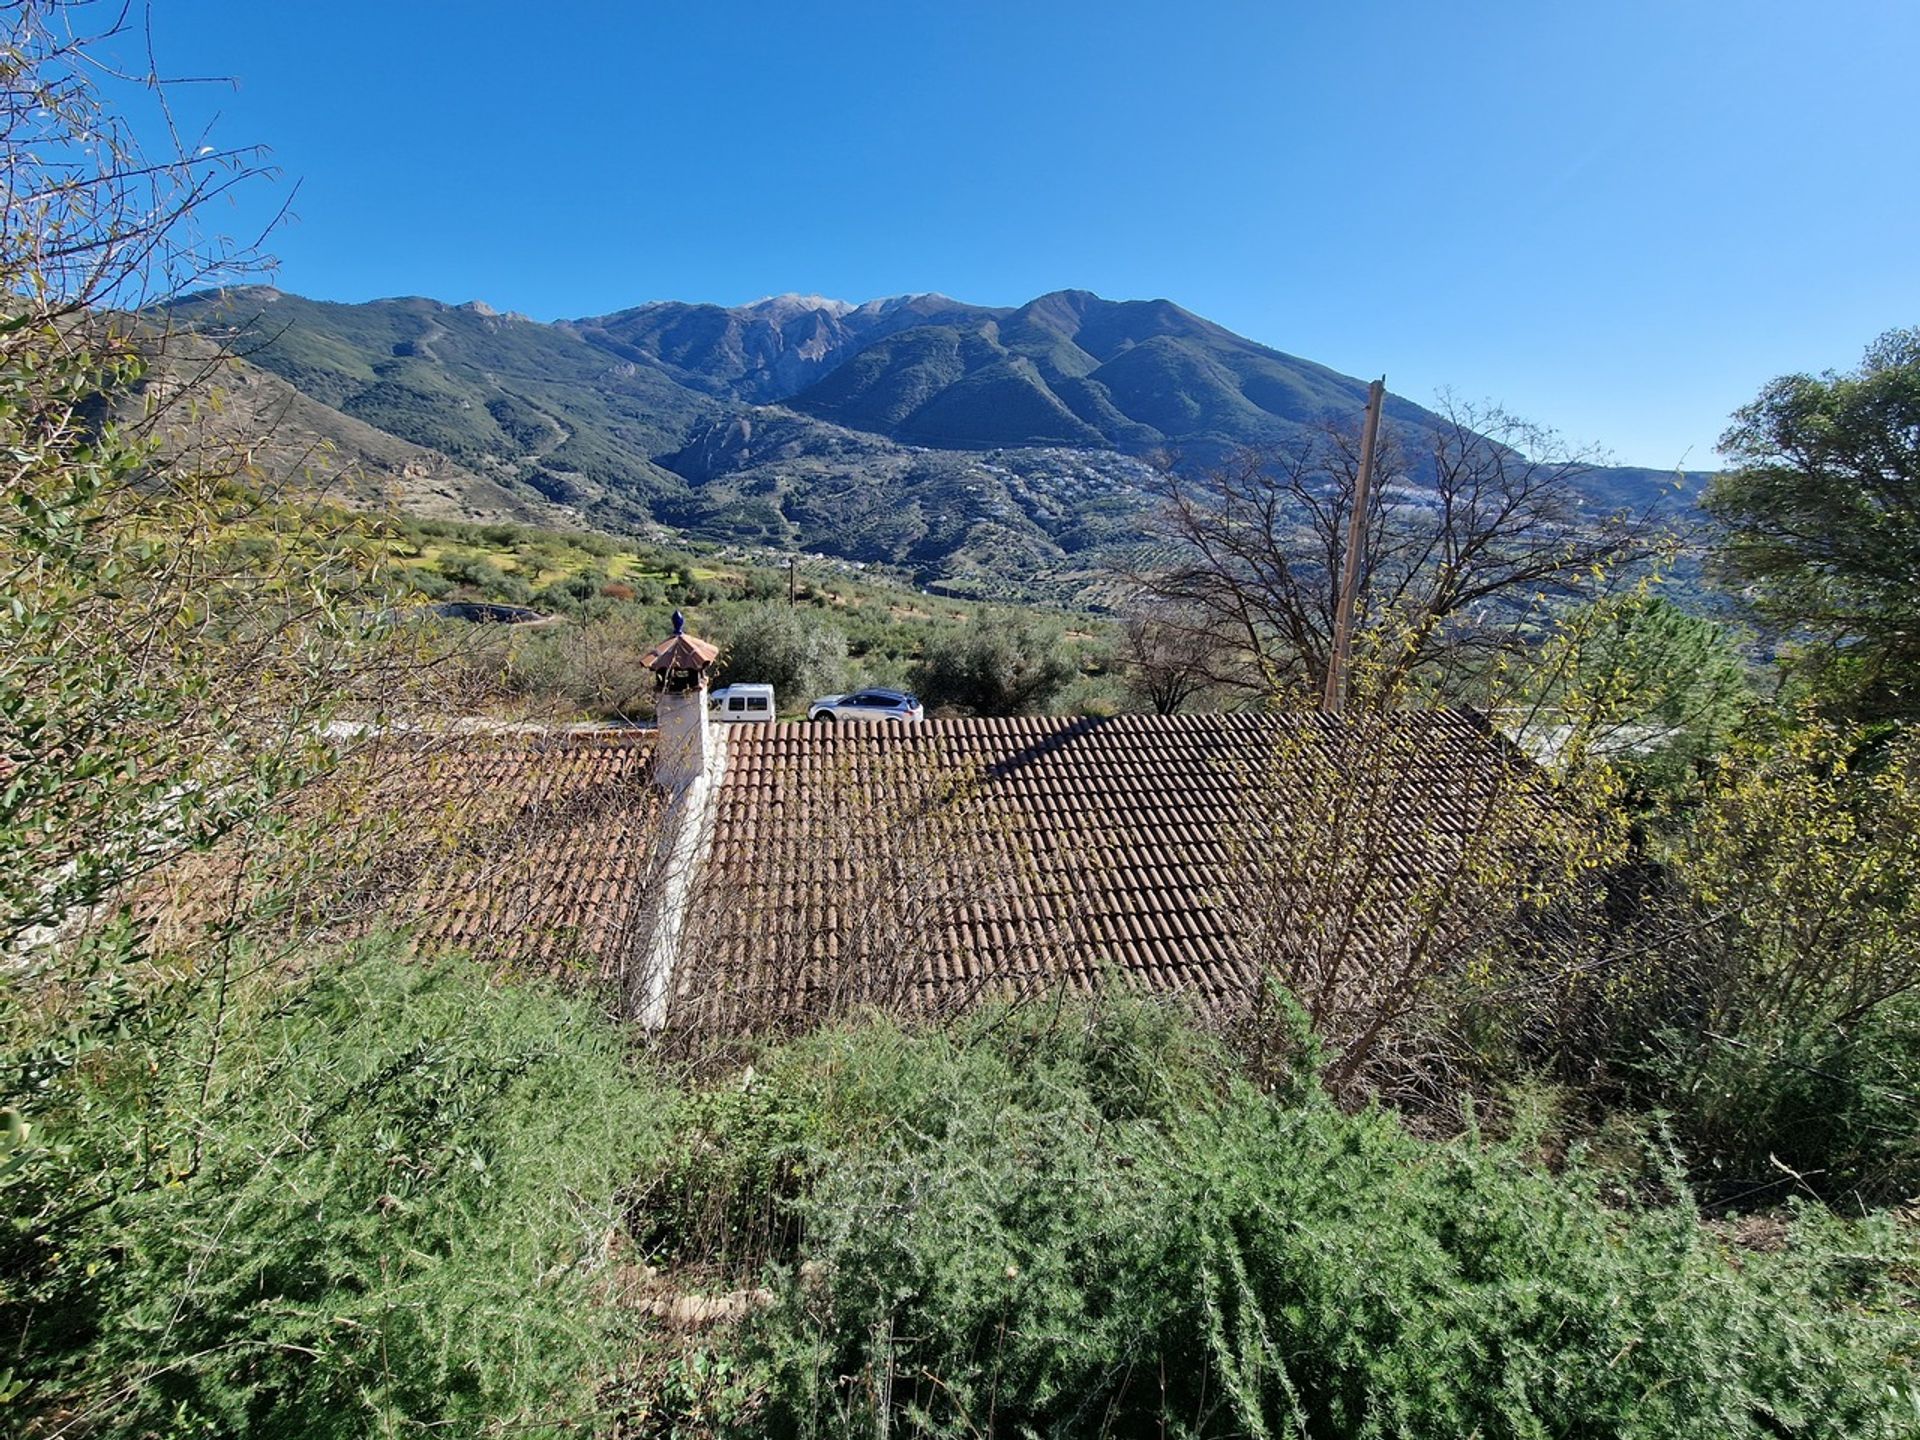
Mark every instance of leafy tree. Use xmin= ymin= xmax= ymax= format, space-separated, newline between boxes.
xmin=714 ymin=602 xmax=848 ymax=702
xmin=492 ymin=612 xmax=659 ymax=718
xmin=911 ymin=619 xmax=1077 ymax=716
xmin=1551 ymin=593 xmax=1756 ymax=795
xmin=1705 ymin=327 xmax=1920 ymax=719
xmin=0 ymin=4 xmax=392 ymax=954
xmin=431 ymin=547 xmax=534 ymax=603
xmin=531 ymin=568 xmax=602 ymax=612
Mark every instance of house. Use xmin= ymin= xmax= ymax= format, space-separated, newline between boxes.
xmin=558 ymin=620 xmax=1524 ymax=1035
xmin=146 ymin=618 xmax=1532 ymax=1038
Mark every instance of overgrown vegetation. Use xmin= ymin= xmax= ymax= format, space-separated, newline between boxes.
xmin=4 ymin=2 xmax=1918 ymax=1434
xmin=627 ymin=1002 xmax=1920 ymax=1439
xmin=5 ymin=941 xmax=666 ymax=1435
xmin=1612 ymin=719 xmax=1920 ymax=1208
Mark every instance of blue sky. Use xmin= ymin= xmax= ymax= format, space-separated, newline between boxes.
xmin=145 ymin=0 xmax=1917 ymax=468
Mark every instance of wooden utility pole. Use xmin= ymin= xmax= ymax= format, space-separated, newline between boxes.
xmin=788 ymin=555 xmax=797 ymax=608
xmin=1322 ymin=375 xmax=1386 ymax=715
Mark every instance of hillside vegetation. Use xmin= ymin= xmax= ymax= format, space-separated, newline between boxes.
xmin=201 ymin=503 xmax=1122 ymax=720
xmin=5 ymin=10 xmax=1915 ymax=1436
xmin=160 ymin=286 xmax=1706 ymax=592
xmin=15 ymin=955 xmax=1917 ymax=1438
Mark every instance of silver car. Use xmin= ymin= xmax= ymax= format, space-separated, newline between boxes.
xmin=806 ymin=688 xmax=926 ymax=723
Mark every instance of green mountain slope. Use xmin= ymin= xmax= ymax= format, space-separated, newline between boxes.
xmin=163 ymin=288 xmax=718 ymax=525
xmin=160 ymin=285 xmax=1704 ymax=592
xmin=130 ymin=329 xmax=557 ymax=524
xmin=782 ymin=290 xmax=1449 ymax=462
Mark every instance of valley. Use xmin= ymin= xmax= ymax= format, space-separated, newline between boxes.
xmin=162 ymin=286 xmax=1706 ymax=600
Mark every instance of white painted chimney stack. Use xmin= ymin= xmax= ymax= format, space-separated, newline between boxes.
xmin=642 ymin=610 xmax=721 ymax=794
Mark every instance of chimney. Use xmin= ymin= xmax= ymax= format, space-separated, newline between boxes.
xmin=642 ymin=609 xmax=721 ymax=792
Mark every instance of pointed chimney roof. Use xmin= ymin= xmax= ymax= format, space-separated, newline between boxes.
xmin=642 ymin=611 xmax=719 ymax=675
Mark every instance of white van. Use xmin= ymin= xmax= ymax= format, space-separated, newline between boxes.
xmin=708 ymin=682 xmax=776 ymax=723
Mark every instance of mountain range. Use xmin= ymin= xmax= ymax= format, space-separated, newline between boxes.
xmin=161 ymin=286 xmax=1696 ymax=597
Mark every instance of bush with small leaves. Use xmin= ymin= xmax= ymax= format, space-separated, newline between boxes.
xmin=7 ymin=941 xmax=672 ymax=1436
xmin=714 ymin=603 xmax=849 ymax=702
xmin=910 ymin=619 xmax=1077 ymax=716
xmin=632 ymin=1000 xmax=1920 ymax=1440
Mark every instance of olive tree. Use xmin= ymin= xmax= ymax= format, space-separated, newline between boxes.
xmin=911 ymin=618 xmax=1077 ymax=716
xmin=714 ymin=601 xmax=848 ymax=701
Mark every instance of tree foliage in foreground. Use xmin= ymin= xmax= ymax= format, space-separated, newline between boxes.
xmin=4 ymin=941 xmax=666 ymax=1435
xmin=1705 ymin=327 xmax=1920 ymax=719
xmin=0 ymin=1 xmax=434 ymax=953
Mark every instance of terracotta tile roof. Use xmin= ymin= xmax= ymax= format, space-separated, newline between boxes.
xmin=392 ymin=732 xmax=663 ymax=975
xmin=670 ymin=709 xmax=1516 ymax=1032
xmin=141 ymin=711 xmax=1532 ymax=1040
xmin=143 ymin=731 xmax=663 ymax=979
xmin=641 ymin=632 xmax=720 ymax=673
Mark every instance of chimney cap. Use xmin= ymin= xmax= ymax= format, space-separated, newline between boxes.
xmin=642 ymin=621 xmax=719 ymax=675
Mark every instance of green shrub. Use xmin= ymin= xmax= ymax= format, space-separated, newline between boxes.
xmin=909 ymin=619 xmax=1077 ymax=716
xmin=399 ymin=564 xmax=453 ymax=599
xmin=435 ymin=548 xmax=509 ymax=590
xmin=5 ymin=940 xmax=670 ymax=1436
xmin=634 ymin=1000 xmax=1919 ymax=1439
xmin=1640 ymin=994 xmax=1920 ymax=1210
xmin=534 ymin=570 xmax=604 ymax=613
xmin=1608 ymin=721 xmax=1920 ymax=1207
xmin=713 ymin=603 xmax=848 ymax=702
xmin=498 ymin=613 xmax=658 ymax=718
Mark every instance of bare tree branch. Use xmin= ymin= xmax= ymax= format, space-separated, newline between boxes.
xmin=1121 ymin=398 xmax=1662 ymax=706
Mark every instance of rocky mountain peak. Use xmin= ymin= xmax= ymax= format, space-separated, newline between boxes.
xmin=743 ymin=293 xmax=856 ymax=320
